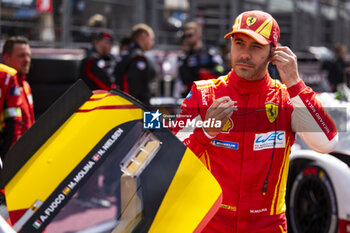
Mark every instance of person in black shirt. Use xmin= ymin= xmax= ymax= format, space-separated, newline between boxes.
xmin=178 ymin=22 xmax=225 ymax=96
xmin=326 ymin=44 xmax=348 ymax=92
xmin=114 ymin=24 xmax=156 ymax=106
xmin=79 ymin=32 xmax=116 ymax=90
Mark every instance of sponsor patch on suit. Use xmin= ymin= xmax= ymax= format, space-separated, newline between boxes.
xmin=253 ymin=131 xmax=285 ymax=151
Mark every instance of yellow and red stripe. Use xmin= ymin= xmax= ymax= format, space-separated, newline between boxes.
xmin=270 ymin=139 xmax=291 ymax=215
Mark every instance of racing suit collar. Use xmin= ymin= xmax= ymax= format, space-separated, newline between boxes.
xmin=229 ymin=70 xmax=271 ymax=94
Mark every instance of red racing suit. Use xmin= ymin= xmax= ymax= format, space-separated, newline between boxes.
xmin=0 ymin=64 xmax=22 ymax=159
xmin=172 ymin=71 xmax=338 ymax=233
xmin=17 ymin=74 xmax=35 ymax=133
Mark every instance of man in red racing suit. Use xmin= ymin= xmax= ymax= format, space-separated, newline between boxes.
xmin=2 ymin=36 xmax=35 ymax=145
xmin=172 ymin=10 xmax=338 ymax=233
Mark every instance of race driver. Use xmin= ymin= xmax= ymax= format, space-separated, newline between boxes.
xmin=172 ymin=10 xmax=338 ymax=233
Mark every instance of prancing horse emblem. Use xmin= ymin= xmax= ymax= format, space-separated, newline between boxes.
xmin=265 ymin=102 xmax=278 ymax=123
xmin=246 ymin=16 xmax=257 ymax=26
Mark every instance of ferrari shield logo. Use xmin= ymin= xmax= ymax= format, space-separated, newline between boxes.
xmin=265 ymin=102 xmax=278 ymax=123
xmin=246 ymin=17 xmax=257 ymax=26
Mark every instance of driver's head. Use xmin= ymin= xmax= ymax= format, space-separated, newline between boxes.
xmin=224 ymin=11 xmax=280 ymax=81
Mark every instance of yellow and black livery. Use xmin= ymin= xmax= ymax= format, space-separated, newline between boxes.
xmin=0 ymin=80 xmax=222 ymax=232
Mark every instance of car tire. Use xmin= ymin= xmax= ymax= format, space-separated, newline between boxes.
xmin=288 ymin=164 xmax=338 ymax=233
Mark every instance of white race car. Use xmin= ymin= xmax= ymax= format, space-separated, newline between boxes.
xmin=287 ymin=92 xmax=350 ymax=233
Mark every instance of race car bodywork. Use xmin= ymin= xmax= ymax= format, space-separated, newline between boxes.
xmin=0 ymin=80 xmax=222 ymax=233
xmin=287 ymin=150 xmax=350 ymax=233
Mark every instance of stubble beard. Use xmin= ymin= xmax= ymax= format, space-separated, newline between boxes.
xmin=234 ymin=57 xmax=269 ymax=81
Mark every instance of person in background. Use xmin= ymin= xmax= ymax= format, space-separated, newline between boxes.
xmin=0 ymin=65 xmax=22 ymax=162
xmin=79 ymin=31 xmax=116 ymax=90
xmin=2 ymin=36 xmax=35 ymax=144
xmin=326 ymin=44 xmax=348 ymax=92
xmin=178 ymin=21 xmax=225 ymax=96
xmin=172 ymin=10 xmax=338 ymax=232
xmin=114 ymin=24 xmax=156 ymax=106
